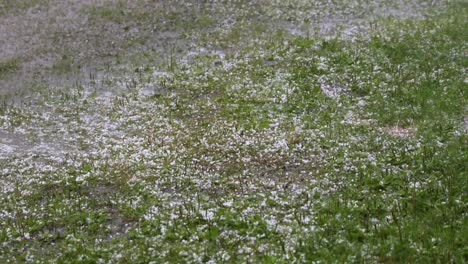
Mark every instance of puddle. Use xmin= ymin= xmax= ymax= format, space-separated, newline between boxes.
xmin=0 ymin=143 xmax=15 ymax=154
xmin=0 ymin=131 xmax=27 ymax=155
xmin=280 ymin=1 xmax=439 ymax=39
xmin=0 ymin=0 xmax=450 ymax=160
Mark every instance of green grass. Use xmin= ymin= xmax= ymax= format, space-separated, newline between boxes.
xmin=0 ymin=0 xmax=47 ymax=15
xmin=84 ymin=1 xmax=215 ymax=31
xmin=51 ymin=52 xmax=76 ymax=75
xmin=0 ymin=57 xmax=20 ymax=80
xmin=0 ymin=0 xmax=466 ymax=263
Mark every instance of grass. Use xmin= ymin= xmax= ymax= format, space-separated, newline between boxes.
xmin=0 ymin=57 xmax=20 ymax=80
xmin=0 ymin=0 xmax=48 ymax=15
xmin=0 ymin=0 xmax=467 ymax=263
xmin=51 ymin=52 xmax=76 ymax=75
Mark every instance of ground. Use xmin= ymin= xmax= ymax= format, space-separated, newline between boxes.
xmin=0 ymin=0 xmax=467 ymax=263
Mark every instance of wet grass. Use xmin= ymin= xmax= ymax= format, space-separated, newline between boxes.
xmin=0 ymin=57 xmax=20 ymax=80
xmin=0 ymin=0 xmax=466 ymax=263
xmin=0 ymin=0 xmax=48 ymax=15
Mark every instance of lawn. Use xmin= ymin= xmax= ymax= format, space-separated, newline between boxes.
xmin=0 ymin=0 xmax=466 ymax=263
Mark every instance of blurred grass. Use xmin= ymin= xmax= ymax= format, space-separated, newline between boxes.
xmin=0 ymin=57 xmax=20 ymax=80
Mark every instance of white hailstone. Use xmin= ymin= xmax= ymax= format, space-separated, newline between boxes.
xmin=202 ymin=210 xmax=215 ymax=221
xmin=223 ymin=200 xmax=233 ymax=207
xmin=281 ymin=93 xmax=288 ymax=103
xmin=274 ymin=139 xmax=289 ymax=151
xmin=25 ymin=253 xmax=35 ymax=262
xmin=170 ymin=213 xmax=179 ymax=220
xmin=265 ymin=218 xmax=277 ymax=228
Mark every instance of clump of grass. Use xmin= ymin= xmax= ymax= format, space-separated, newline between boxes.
xmin=0 ymin=57 xmax=21 ymax=79
xmin=51 ymin=53 xmax=75 ymax=75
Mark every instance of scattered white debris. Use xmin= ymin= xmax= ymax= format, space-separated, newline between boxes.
xmin=321 ymin=83 xmax=347 ymax=98
xmin=0 ymin=143 xmax=15 ymax=153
